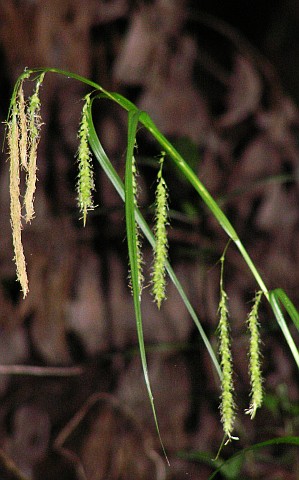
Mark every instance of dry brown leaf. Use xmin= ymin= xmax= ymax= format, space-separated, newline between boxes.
xmin=5 ymin=405 xmax=50 ymax=478
xmin=55 ymin=393 xmax=163 ymax=480
xmin=138 ymin=36 xmax=211 ymax=144
xmin=113 ymin=0 xmax=187 ymax=85
xmin=117 ymin=353 xmax=191 ymax=452
xmin=17 ymin=217 xmax=77 ymax=365
xmin=66 ymin=249 xmax=108 ymax=355
xmin=218 ymin=55 xmax=262 ymax=128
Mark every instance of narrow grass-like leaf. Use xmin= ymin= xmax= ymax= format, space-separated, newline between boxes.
xmin=178 ymin=450 xmax=244 ymax=480
xmin=271 ymin=288 xmax=299 ymax=333
xmin=125 ymin=109 xmax=168 ymax=463
xmin=208 ymin=436 xmax=299 ymax=479
xmin=269 ymin=290 xmax=299 ymax=369
xmin=85 ymin=96 xmax=222 ymax=380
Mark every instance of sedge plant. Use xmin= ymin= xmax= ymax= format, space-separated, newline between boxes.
xmin=5 ymin=68 xmax=299 ymax=460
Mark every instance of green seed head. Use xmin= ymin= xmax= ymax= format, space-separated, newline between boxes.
xmin=218 ymin=289 xmax=236 ymax=439
xmin=24 ymin=72 xmax=45 ymax=223
xmin=76 ymin=95 xmax=95 ymax=226
xmin=217 ymin=249 xmax=237 ymax=441
xmin=132 ymin=155 xmax=144 ymax=294
xmin=245 ymin=290 xmax=263 ymax=419
xmin=151 ymin=154 xmax=169 ymax=309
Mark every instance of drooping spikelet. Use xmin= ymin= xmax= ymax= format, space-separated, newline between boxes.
xmin=217 ymin=251 xmax=237 ymax=441
xmin=218 ymin=288 xmax=235 ymax=440
xmin=76 ymin=94 xmax=95 ymax=226
xmin=152 ymin=154 xmax=169 ymax=309
xmin=17 ymin=82 xmax=28 ymax=171
xmin=245 ymin=290 xmax=263 ymax=419
xmin=24 ymin=72 xmax=45 ymax=223
xmin=8 ymin=102 xmax=28 ymax=297
xmin=131 ymin=154 xmax=144 ymax=294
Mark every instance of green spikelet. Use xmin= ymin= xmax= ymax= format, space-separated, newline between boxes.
xmin=24 ymin=72 xmax=45 ymax=223
xmin=152 ymin=153 xmax=169 ymax=309
xmin=217 ymin=251 xmax=236 ymax=441
xmin=132 ymin=154 xmax=144 ymax=294
xmin=245 ymin=290 xmax=263 ymax=419
xmin=76 ymin=94 xmax=95 ymax=226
